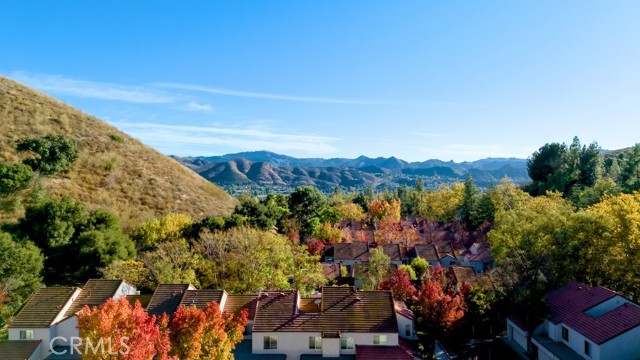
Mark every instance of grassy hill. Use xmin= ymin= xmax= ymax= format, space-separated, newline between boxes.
xmin=0 ymin=76 xmax=235 ymax=228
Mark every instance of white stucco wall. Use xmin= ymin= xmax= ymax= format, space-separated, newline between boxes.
xmin=599 ymin=325 xmax=640 ymax=360
xmin=322 ymin=338 xmax=340 ymax=358
xmin=55 ymin=316 xmax=78 ymax=347
xmin=396 ymin=313 xmax=415 ymax=339
xmin=252 ymin=332 xmax=398 ymax=360
xmin=506 ymin=319 xmax=528 ymax=352
xmin=9 ymin=328 xmax=54 ymax=359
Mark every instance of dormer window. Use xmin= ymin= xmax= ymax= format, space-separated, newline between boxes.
xmin=19 ymin=330 xmax=33 ymax=340
xmin=562 ymin=326 xmax=569 ymax=342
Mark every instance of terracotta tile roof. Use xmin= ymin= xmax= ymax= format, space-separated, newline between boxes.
xmin=322 ymin=263 xmax=341 ymax=280
xmin=146 ymin=284 xmax=194 ymax=317
xmin=448 ymin=266 xmax=478 ymax=286
xmin=64 ymin=279 xmax=125 ymax=317
xmin=434 ymin=242 xmax=458 ymax=259
xmin=413 ymin=244 xmax=439 ymax=261
xmin=224 ymin=294 xmax=259 ymax=320
xmin=299 ymin=297 xmax=322 ymax=313
xmin=252 ymin=287 xmax=397 ymax=333
xmin=380 ymin=244 xmax=407 ymax=262
xmin=394 ymin=300 xmax=414 ymax=320
xmin=334 ymin=243 xmax=370 ymax=262
xmin=546 ymin=282 xmax=640 ymax=344
xmin=11 ymin=286 xmax=77 ymax=328
xmin=125 ymin=294 xmax=152 ymax=308
xmin=179 ymin=289 xmax=225 ymax=310
xmin=355 ymin=345 xmax=412 ymax=360
xmin=0 ymin=340 xmax=41 ymax=360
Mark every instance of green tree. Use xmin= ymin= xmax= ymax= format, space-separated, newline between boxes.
xmin=131 ymin=213 xmax=193 ymax=249
xmin=195 ymin=228 xmax=300 ymax=293
xmin=619 ymin=144 xmax=640 ymax=192
xmin=0 ymin=232 xmax=44 ymax=338
xmin=16 ymin=134 xmax=79 ymax=175
xmin=291 ymin=245 xmax=327 ymax=295
xmin=458 ymin=174 xmax=480 ymax=230
xmin=288 ymin=186 xmax=329 ymax=239
xmin=19 ymin=197 xmax=135 ymax=284
xmin=0 ymin=162 xmax=34 ymax=195
xmin=140 ymin=239 xmax=201 ymax=287
xmin=233 ymin=194 xmax=289 ymax=231
xmin=362 ymin=248 xmax=391 ymax=290
xmin=410 ymin=257 xmax=429 ymax=280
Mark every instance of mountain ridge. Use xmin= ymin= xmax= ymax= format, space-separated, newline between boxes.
xmin=173 ymin=151 xmax=530 ymax=195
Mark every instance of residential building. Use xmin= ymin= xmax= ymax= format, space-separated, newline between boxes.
xmin=251 ymin=286 xmax=406 ymax=360
xmin=7 ymin=279 xmax=136 ymax=360
xmin=506 ymin=282 xmax=640 ymax=360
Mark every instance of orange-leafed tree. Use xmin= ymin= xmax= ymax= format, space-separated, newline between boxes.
xmin=376 ymin=219 xmax=420 ymax=245
xmin=77 ymin=297 xmax=173 ymax=360
xmin=170 ymin=301 xmax=248 ymax=360
xmin=379 ymin=268 xmax=417 ymax=303
xmin=414 ymin=264 xmax=465 ymax=358
xmin=369 ymin=199 xmax=401 ymax=223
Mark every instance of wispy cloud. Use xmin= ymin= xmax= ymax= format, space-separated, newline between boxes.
xmin=10 ymin=71 xmax=176 ymax=104
xmin=420 ymin=143 xmax=536 ymax=160
xmin=182 ymin=101 xmax=213 ymax=112
xmin=108 ymin=121 xmax=342 ymax=155
xmin=154 ymin=82 xmax=398 ymax=105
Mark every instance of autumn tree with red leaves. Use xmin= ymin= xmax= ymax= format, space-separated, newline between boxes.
xmin=77 ymin=297 xmax=173 ymax=360
xmin=414 ymin=264 xmax=465 ymax=359
xmin=170 ymin=301 xmax=248 ymax=360
xmin=306 ymin=239 xmax=326 ymax=256
xmin=379 ymin=268 xmax=417 ymax=303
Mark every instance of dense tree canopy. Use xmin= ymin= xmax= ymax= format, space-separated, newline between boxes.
xmin=0 ymin=162 xmax=33 ymax=195
xmin=0 ymin=232 xmax=43 ymax=338
xmin=170 ymin=301 xmax=247 ymax=360
xmin=16 ymin=134 xmax=79 ymax=175
xmin=77 ymin=297 xmax=173 ymax=360
xmin=19 ymin=197 xmax=135 ymax=284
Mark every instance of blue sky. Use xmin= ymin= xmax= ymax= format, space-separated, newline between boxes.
xmin=1 ymin=1 xmax=639 ymax=161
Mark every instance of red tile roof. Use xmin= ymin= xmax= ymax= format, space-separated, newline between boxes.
xmin=224 ymin=294 xmax=259 ymax=320
xmin=380 ymin=244 xmax=407 ymax=262
xmin=394 ymin=300 xmax=414 ymax=320
xmin=0 ymin=340 xmax=42 ymax=360
xmin=546 ymin=282 xmax=640 ymax=344
xmin=11 ymin=287 xmax=77 ymax=328
xmin=64 ymin=279 xmax=125 ymax=317
xmin=322 ymin=263 xmax=341 ymax=280
xmin=179 ymin=289 xmax=225 ymax=310
xmin=356 ymin=345 xmax=412 ymax=360
xmin=146 ymin=284 xmax=194 ymax=317
xmin=333 ymin=242 xmax=370 ymax=262
xmin=252 ymin=287 xmax=397 ymax=333
xmin=414 ymin=244 xmax=439 ymax=261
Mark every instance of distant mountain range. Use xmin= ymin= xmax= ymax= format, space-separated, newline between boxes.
xmin=173 ymin=151 xmax=530 ymax=195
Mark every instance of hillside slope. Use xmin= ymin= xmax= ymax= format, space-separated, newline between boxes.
xmin=0 ymin=76 xmax=235 ymax=227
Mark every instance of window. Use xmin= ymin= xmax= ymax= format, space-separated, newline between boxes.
xmin=373 ymin=334 xmax=387 ymax=345
xmin=341 ymin=337 xmax=354 ymax=350
xmin=19 ymin=330 xmax=33 ymax=340
xmin=584 ymin=341 xmax=591 ymax=356
xmin=309 ymin=336 xmax=322 ymax=350
xmin=561 ymin=326 xmax=569 ymax=342
xmin=263 ymin=336 xmax=277 ymax=350
xmin=405 ymin=324 xmax=412 ymax=337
